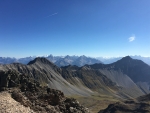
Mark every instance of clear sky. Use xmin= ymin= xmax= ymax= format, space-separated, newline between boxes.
xmin=0 ymin=0 xmax=150 ymax=58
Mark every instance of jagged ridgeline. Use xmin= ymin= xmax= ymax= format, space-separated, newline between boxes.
xmin=1 ymin=56 xmax=150 ymax=98
xmin=0 ymin=70 xmax=89 ymax=113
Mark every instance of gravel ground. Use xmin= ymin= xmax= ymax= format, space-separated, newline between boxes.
xmin=0 ymin=92 xmax=35 ymax=113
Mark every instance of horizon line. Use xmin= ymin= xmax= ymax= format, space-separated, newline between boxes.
xmin=0 ymin=55 xmax=150 ymax=59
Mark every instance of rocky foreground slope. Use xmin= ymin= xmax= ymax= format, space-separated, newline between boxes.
xmin=0 ymin=70 xmax=89 ymax=113
xmin=0 ymin=91 xmax=35 ymax=113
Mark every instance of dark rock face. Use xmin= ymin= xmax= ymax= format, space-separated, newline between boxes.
xmin=99 ymin=102 xmax=150 ymax=113
xmin=0 ymin=70 xmax=89 ymax=113
xmin=111 ymin=56 xmax=150 ymax=83
xmin=87 ymin=56 xmax=150 ymax=94
xmin=0 ymin=70 xmax=39 ymax=92
xmin=99 ymin=94 xmax=150 ymax=113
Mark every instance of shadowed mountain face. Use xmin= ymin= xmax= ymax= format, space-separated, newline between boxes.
xmin=88 ymin=56 xmax=150 ymax=84
xmin=87 ymin=56 xmax=150 ymax=94
xmin=112 ymin=56 xmax=150 ymax=94
xmin=111 ymin=56 xmax=150 ymax=83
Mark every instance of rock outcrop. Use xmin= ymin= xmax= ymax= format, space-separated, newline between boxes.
xmin=99 ymin=94 xmax=150 ymax=113
xmin=0 ymin=70 xmax=90 ymax=113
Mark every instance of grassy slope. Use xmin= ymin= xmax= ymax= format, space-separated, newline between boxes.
xmin=67 ymin=93 xmax=121 ymax=113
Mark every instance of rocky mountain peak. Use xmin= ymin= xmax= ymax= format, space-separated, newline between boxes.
xmin=116 ymin=56 xmax=132 ymax=63
xmin=27 ymin=57 xmax=54 ymax=65
xmin=121 ymin=56 xmax=132 ymax=60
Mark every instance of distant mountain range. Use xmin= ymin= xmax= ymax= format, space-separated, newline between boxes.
xmin=0 ymin=56 xmax=150 ymax=99
xmin=0 ymin=55 xmax=150 ymax=67
xmin=0 ymin=55 xmax=102 ymax=67
xmin=55 ymin=55 xmax=102 ymax=67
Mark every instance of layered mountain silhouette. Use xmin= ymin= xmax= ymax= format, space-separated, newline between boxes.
xmin=0 ymin=55 xmax=102 ymax=67
xmin=1 ymin=55 xmax=150 ymax=67
xmin=0 ymin=56 xmax=150 ymax=112
xmin=0 ymin=56 xmax=150 ymax=99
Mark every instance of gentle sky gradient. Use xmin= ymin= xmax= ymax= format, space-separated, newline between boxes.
xmin=0 ymin=0 xmax=150 ymax=58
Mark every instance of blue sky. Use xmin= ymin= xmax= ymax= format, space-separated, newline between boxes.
xmin=0 ymin=0 xmax=150 ymax=58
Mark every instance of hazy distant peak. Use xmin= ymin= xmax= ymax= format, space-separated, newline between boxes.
xmin=64 ymin=55 xmax=72 ymax=59
xmin=47 ymin=54 xmax=53 ymax=57
xmin=79 ymin=55 xmax=86 ymax=58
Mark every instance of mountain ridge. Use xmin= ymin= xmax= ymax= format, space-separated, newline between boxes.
xmin=28 ymin=57 xmax=55 ymax=65
xmin=1 ymin=56 xmax=150 ymax=112
xmin=0 ymin=56 xmax=150 ymax=99
xmin=1 ymin=55 xmax=150 ymax=66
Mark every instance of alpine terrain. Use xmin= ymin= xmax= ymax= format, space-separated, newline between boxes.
xmin=0 ymin=56 xmax=150 ymax=113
